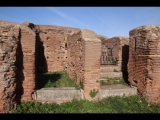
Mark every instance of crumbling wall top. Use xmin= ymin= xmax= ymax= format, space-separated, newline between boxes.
xmin=37 ymin=24 xmax=80 ymax=35
xmin=131 ymin=24 xmax=160 ymax=31
xmin=97 ymin=35 xmax=109 ymax=40
xmin=0 ymin=20 xmax=36 ymax=36
xmin=81 ymin=29 xmax=101 ymax=41
xmin=130 ymin=24 xmax=160 ymax=35
xmin=0 ymin=20 xmax=19 ymax=27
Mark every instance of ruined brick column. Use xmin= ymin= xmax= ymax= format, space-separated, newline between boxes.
xmin=19 ymin=24 xmax=36 ymax=101
xmin=81 ymin=30 xmax=101 ymax=101
xmin=128 ymin=25 xmax=160 ymax=104
xmin=0 ymin=20 xmax=19 ymax=113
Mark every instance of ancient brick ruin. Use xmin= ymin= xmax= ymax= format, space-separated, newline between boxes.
xmin=128 ymin=25 xmax=160 ymax=104
xmin=0 ymin=20 xmax=101 ymax=113
xmin=0 ymin=19 xmax=160 ymax=113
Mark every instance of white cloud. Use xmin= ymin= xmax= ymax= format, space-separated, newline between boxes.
xmin=46 ymin=7 xmax=90 ymax=29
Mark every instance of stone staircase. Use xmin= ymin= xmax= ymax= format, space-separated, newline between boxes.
xmin=99 ymin=65 xmax=137 ymax=99
xmin=100 ymin=84 xmax=137 ymax=100
xmin=100 ymin=65 xmax=122 ymax=78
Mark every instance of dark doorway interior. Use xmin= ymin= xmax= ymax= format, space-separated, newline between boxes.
xmin=122 ymin=45 xmax=129 ymax=85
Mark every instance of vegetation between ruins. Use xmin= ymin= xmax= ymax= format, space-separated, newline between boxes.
xmin=100 ymin=77 xmax=129 ymax=85
xmin=37 ymin=71 xmax=82 ymax=89
xmin=37 ymin=71 xmax=129 ymax=90
xmin=11 ymin=95 xmax=160 ymax=113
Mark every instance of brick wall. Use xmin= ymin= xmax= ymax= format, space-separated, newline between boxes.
xmin=128 ymin=25 xmax=160 ymax=104
xmin=38 ymin=25 xmax=80 ymax=73
xmin=0 ymin=20 xmax=19 ymax=113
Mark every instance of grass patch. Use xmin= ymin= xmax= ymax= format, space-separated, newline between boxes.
xmin=37 ymin=71 xmax=77 ymax=89
xmin=113 ymin=69 xmax=119 ymax=72
xmin=11 ymin=95 xmax=160 ymax=113
xmin=100 ymin=77 xmax=129 ymax=85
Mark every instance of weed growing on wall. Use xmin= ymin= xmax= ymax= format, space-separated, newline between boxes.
xmin=89 ymin=89 xmax=99 ymax=98
xmin=100 ymin=77 xmax=128 ymax=85
xmin=113 ymin=69 xmax=119 ymax=72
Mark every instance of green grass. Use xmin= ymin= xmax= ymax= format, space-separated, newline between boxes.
xmin=100 ymin=77 xmax=129 ymax=85
xmin=11 ymin=95 xmax=160 ymax=113
xmin=37 ymin=71 xmax=78 ymax=89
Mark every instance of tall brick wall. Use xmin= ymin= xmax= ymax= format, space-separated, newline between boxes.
xmin=128 ymin=25 xmax=160 ymax=104
xmin=38 ymin=25 xmax=80 ymax=73
xmin=81 ymin=30 xmax=101 ymax=100
xmin=66 ymin=30 xmax=84 ymax=83
xmin=0 ymin=20 xmax=19 ymax=113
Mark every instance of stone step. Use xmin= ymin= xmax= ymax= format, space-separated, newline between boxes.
xmin=35 ymin=86 xmax=137 ymax=104
xmin=36 ymin=87 xmax=83 ymax=104
xmin=100 ymin=66 xmax=121 ymax=72
xmin=100 ymin=72 xmax=122 ymax=78
xmin=99 ymin=84 xmax=137 ymax=100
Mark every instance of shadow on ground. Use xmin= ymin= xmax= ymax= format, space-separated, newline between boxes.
xmin=122 ymin=70 xmax=130 ymax=85
xmin=37 ymin=72 xmax=61 ymax=89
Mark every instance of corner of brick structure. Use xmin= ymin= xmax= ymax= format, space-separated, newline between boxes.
xmin=18 ymin=23 xmax=36 ymax=102
xmin=81 ymin=29 xmax=101 ymax=101
xmin=0 ymin=20 xmax=20 ymax=113
xmin=128 ymin=25 xmax=160 ymax=104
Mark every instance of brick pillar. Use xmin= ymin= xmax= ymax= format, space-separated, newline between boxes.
xmin=81 ymin=30 xmax=101 ymax=101
xmin=128 ymin=25 xmax=160 ymax=104
xmin=20 ymin=25 xmax=36 ymax=101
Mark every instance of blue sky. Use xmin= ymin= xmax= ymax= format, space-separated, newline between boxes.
xmin=0 ymin=7 xmax=160 ymax=38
